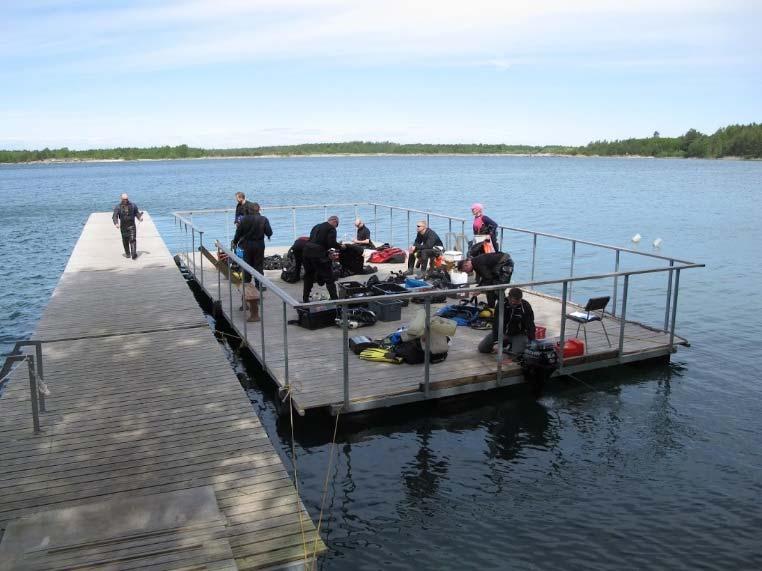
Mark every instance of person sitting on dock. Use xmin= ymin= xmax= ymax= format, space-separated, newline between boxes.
xmin=302 ymin=215 xmax=345 ymax=302
xmin=407 ymin=221 xmax=443 ymax=275
xmin=470 ymin=203 xmax=499 ymax=253
xmin=112 ymin=193 xmax=143 ymax=260
xmin=352 ymin=218 xmax=375 ymax=249
xmin=234 ymin=192 xmax=256 ymax=226
xmin=477 ymin=287 xmax=535 ymax=356
xmin=458 ymin=252 xmax=514 ymax=308
xmin=232 ymin=202 xmax=272 ymax=287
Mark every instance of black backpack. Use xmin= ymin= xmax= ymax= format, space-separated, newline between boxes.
xmin=280 ymin=247 xmax=301 ymax=283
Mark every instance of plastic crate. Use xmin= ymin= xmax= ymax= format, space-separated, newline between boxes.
xmin=338 ymin=281 xmax=369 ymax=299
xmin=370 ymin=282 xmax=409 ymax=306
xmin=367 ymin=299 xmax=403 ymax=322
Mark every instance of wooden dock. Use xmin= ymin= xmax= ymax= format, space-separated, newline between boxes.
xmin=186 ymin=246 xmax=686 ymax=416
xmin=0 ymin=214 xmax=325 ymax=570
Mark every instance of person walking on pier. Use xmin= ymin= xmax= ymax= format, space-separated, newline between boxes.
xmin=302 ymin=215 xmax=344 ymax=302
xmin=112 ymin=193 xmax=143 ymax=259
xmin=233 ymin=202 xmax=272 ymax=286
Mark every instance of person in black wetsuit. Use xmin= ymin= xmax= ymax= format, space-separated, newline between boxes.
xmin=234 ymin=192 xmax=256 ymax=226
xmin=112 ymin=193 xmax=143 ymax=259
xmin=352 ymin=218 xmax=374 ymax=249
xmin=477 ymin=287 xmax=536 ymax=355
xmin=302 ymin=215 xmax=345 ymax=302
xmin=232 ymin=202 xmax=272 ymax=285
xmin=407 ymin=220 xmax=443 ymax=274
xmin=458 ymin=252 xmax=514 ymax=308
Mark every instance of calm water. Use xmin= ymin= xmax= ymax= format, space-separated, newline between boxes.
xmin=1 ymin=156 xmax=761 ymax=569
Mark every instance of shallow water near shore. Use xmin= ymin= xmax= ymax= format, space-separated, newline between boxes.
xmin=1 ymin=156 xmax=761 ymax=569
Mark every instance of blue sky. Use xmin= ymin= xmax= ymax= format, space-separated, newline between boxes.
xmin=1 ymin=0 xmax=760 ymax=149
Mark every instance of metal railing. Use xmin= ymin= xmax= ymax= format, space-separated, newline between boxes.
xmin=172 ymin=203 xmax=704 ymax=413
xmin=0 ymin=340 xmax=49 ymax=434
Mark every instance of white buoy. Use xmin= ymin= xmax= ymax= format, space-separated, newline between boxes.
xmin=631 ymin=233 xmax=641 ymax=243
xmin=653 ymin=238 xmax=663 ymax=248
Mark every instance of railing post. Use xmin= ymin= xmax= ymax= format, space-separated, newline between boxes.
xmin=227 ymin=255 xmax=233 ymax=318
xmin=191 ymin=229 xmax=196 ymax=278
xmin=34 ymin=342 xmax=45 ymax=412
xmin=558 ymin=281 xmax=568 ymax=367
xmin=496 ymin=289 xmax=504 ymax=385
xmin=612 ymin=250 xmax=621 ymax=316
xmin=342 ymin=305 xmax=350 ymax=406
xmin=217 ymin=246 xmax=222 ymax=302
xmin=389 ymin=207 xmax=393 ymax=245
xmin=568 ymin=240 xmax=576 ymax=301
xmin=292 ymin=208 xmax=297 ymax=241
xmin=354 ymin=204 xmax=359 ymax=220
xmin=461 ymin=220 xmax=465 ymax=246
xmin=664 ymin=260 xmax=675 ymax=331
xmin=199 ymin=231 xmax=205 ymax=287
xmin=669 ymin=269 xmax=681 ymax=351
xmin=407 ymin=210 xmax=411 ymax=246
xmin=618 ymin=275 xmax=629 ymax=359
xmin=500 ymin=227 xmax=504 ymax=252
xmin=259 ymin=280 xmax=265 ymax=365
xmin=27 ymin=356 xmax=41 ymax=434
xmin=423 ymin=298 xmax=431 ymax=398
xmin=283 ymin=302 xmax=290 ymax=383
xmin=448 ymin=218 xmax=453 ymax=250
xmin=374 ymin=204 xmax=378 ymax=240
xmin=184 ymin=223 xmax=189 ymax=267
xmin=242 ymin=279 xmax=248 ymax=341
xmin=531 ymin=233 xmax=538 ymax=282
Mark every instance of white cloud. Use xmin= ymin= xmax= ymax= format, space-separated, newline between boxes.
xmin=2 ymin=0 xmax=758 ymax=72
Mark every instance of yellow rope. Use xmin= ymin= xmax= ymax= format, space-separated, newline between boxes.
xmin=310 ymin=406 xmax=342 ymax=568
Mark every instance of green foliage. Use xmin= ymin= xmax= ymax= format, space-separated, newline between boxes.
xmin=1 ymin=124 xmax=760 ymax=163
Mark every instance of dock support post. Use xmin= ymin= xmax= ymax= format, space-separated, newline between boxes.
xmin=342 ymin=306 xmax=350 ymax=406
xmin=618 ymin=275 xmax=629 ymax=359
xmin=664 ymin=259 xmax=675 ymax=331
xmin=27 ymin=356 xmax=41 ymax=434
xmin=531 ymin=233 xmax=537 ymax=282
xmin=612 ymin=250 xmax=620 ymax=316
xmin=559 ymin=281 xmax=568 ymax=366
xmin=496 ymin=290 xmax=504 ymax=385
xmin=283 ymin=302 xmax=289 ymax=383
xmin=423 ymin=299 xmax=431 ymax=398
xmin=568 ymin=240 xmax=576 ymax=301
xmin=669 ymin=269 xmax=680 ymax=351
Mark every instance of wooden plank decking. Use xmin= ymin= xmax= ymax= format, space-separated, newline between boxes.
xmin=0 ymin=213 xmax=325 ymax=570
xmin=186 ymin=247 xmax=682 ymax=415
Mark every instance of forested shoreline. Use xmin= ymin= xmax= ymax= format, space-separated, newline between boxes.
xmin=2 ymin=123 xmax=760 ymax=163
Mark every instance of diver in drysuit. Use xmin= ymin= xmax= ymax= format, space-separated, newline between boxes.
xmin=112 ymin=193 xmax=143 ymax=259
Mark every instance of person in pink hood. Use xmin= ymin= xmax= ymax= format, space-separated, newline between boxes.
xmin=470 ymin=203 xmax=499 ymax=253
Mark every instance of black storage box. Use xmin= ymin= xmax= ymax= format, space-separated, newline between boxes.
xmin=367 ymin=299 xmax=404 ymax=322
xmin=370 ymin=282 xmax=409 ymax=306
xmin=296 ymin=306 xmax=338 ymax=330
xmin=338 ymin=281 xmax=369 ymax=299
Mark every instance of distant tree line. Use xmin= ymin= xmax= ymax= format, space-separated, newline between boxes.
xmin=1 ymin=123 xmax=760 ymax=163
